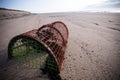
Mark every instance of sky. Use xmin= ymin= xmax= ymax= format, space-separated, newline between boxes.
xmin=0 ymin=0 xmax=120 ymax=13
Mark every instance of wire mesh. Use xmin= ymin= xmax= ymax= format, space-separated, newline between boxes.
xmin=8 ymin=21 xmax=69 ymax=79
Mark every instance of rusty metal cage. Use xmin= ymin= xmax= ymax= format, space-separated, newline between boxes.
xmin=8 ymin=21 xmax=69 ymax=78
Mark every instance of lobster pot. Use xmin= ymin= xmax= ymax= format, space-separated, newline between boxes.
xmin=8 ymin=21 xmax=69 ymax=74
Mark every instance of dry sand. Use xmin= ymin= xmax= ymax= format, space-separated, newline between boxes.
xmin=0 ymin=9 xmax=120 ymax=80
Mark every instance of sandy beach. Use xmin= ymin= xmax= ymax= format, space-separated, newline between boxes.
xmin=0 ymin=9 xmax=120 ymax=80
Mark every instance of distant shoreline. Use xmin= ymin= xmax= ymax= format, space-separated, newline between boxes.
xmin=0 ymin=8 xmax=31 ymax=13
